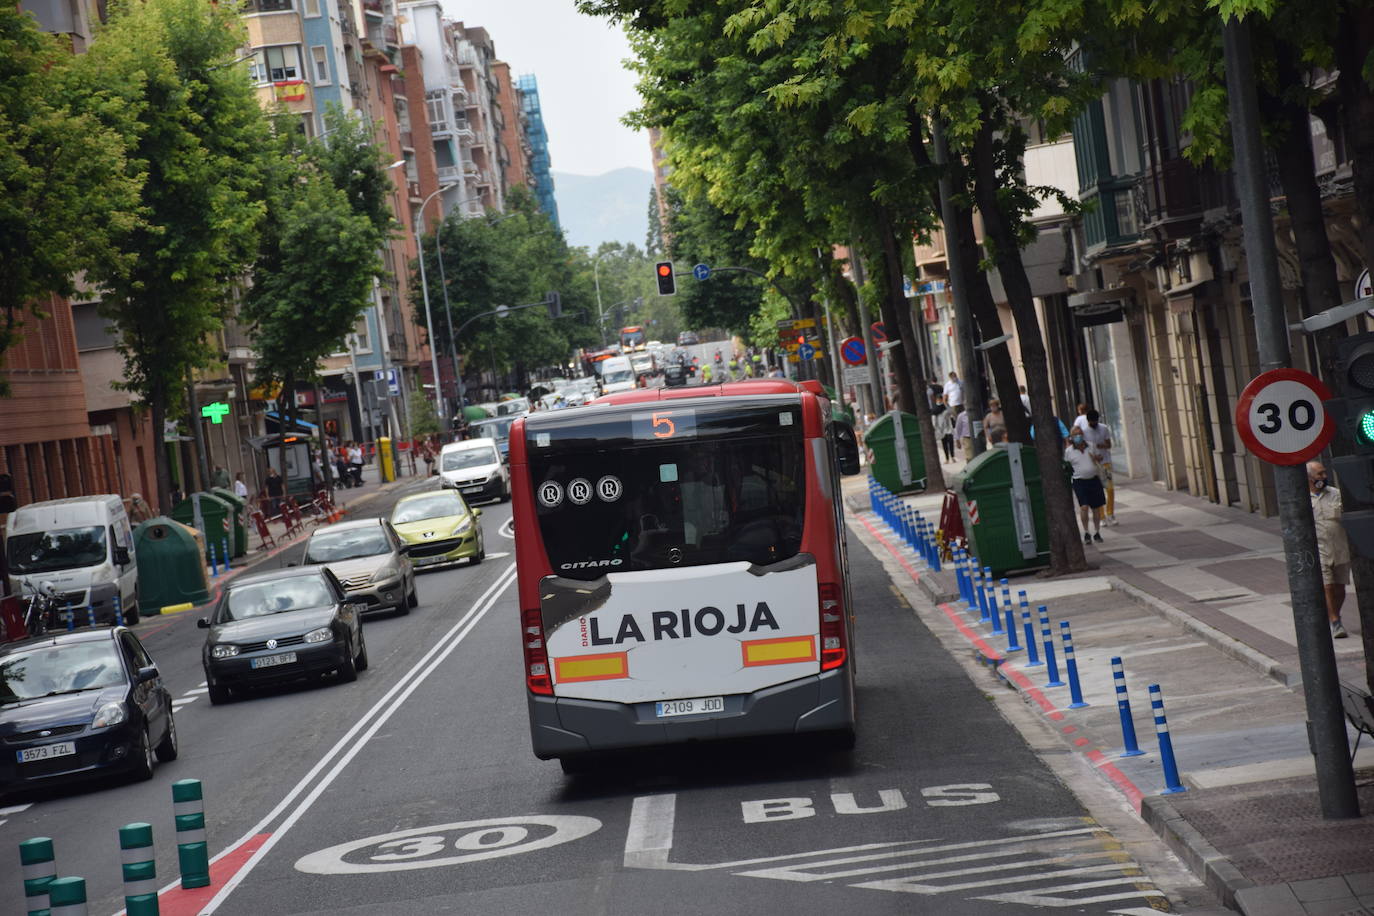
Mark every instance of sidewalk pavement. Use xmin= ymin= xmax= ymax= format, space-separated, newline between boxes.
xmin=842 ymin=471 xmax=1374 ymax=916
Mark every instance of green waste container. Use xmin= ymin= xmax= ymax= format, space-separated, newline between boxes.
xmin=170 ymin=492 xmax=234 ymax=563
xmin=866 ymin=411 xmax=926 ymax=494
xmin=952 ymin=442 xmax=1056 ymax=578
xmin=210 ymin=487 xmax=248 ymax=559
xmin=133 ymin=518 xmax=210 ymax=613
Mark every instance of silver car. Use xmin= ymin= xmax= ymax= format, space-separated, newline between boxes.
xmin=299 ymin=518 xmax=417 ymax=615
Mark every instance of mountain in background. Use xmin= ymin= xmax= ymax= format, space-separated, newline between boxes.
xmin=553 ymin=167 xmax=653 ymax=251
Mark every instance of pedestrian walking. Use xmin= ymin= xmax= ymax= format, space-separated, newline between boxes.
xmin=211 ymin=465 xmax=231 ymax=489
xmin=233 ymin=472 xmax=249 ymax=501
xmin=982 ymin=398 xmax=1007 ymax=446
xmin=264 ymin=467 xmax=285 ymax=517
xmin=1307 ymin=461 xmax=1350 ymax=638
xmin=1064 ymin=430 xmax=1105 ymax=544
xmin=954 ymin=407 xmax=973 ymax=461
xmin=943 ymin=371 xmax=964 ymax=409
xmin=1077 ymin=409 xmax=1116 ymax=524
xmin=422 ymin=439 xmax=437 ymax=477
xmin=348 ymin=441 xmax=364 ymax=487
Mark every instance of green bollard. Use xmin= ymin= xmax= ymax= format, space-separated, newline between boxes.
xmin=171 ymin=779 xmax=209 ymax=889
xmin=20 ymin=836 xmax=56 ymax=916
xmin=47 ymin=875 xmax=87 ymax=916
xmin=119 ymin=822 xmax=160 ymax=915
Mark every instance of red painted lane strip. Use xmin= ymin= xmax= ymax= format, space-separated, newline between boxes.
xmin=855 ymin=509 xmax=1149 ymax=814
xmin=156 ymin=833 xmax=271 ymax=916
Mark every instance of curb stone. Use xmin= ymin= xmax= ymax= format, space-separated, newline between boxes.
xmin=1141 ymin=795 xmax=1255 ymax=911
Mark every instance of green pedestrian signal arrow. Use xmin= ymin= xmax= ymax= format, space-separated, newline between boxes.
xmin=201 ymin=402 xmax=231 ymax=424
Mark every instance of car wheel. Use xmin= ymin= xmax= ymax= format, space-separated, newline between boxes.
xmin=355 ymin=629 xmax=370 ymax=672
xmin=208 ymin=684 xmax=232 ymax=705
xmin=337 ymin=645 xmax=358 ymax=684
xmin=407 ymin=584 xmax=418 ymax=609
xmin=472 ymin=534 xmax=485 ymax=565
xmin=130 ymin=725 xmax=156 ymax=781
xmin=155 ymin=710 xmax=179 ymax=762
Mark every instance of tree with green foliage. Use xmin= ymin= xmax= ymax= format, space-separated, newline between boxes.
xmin=0 ymin=0 xmax=142 ymax=393
xmin=64 ymin=0 xmax=270 ymax=511
xmin=406 ymin=389 xmax=441 ymax=439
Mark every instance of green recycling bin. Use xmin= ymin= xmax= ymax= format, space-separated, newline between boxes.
xmin=210 ymin=487 xmax=248 ymax=559
xmin=953 ymin=442 xmax=1055 ymax=578
xmin=133 ymin=518 xmax=210 ymax=613
xmin=170 ymin=492 xmax=234 ymax=564
xmin=866 ymin=411 xmax=927 ymax=494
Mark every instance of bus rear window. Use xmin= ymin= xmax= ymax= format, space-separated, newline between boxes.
xmin=528 ymin=404 xmax=805 ymax=579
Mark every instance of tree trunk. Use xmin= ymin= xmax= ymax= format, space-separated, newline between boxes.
xmin=279 ymin=374 xmax=293 ymax=500
xmin=314 ymin=382 xmax=333 ymax=492
xmin=1334 ymin=11 xmax=1374 ymax=693
xmin=971 ymin=116 xmax=1087 ymax=574
xmin=151 ymin=382 xmax=173 ymax=514
xmin=904 ymin=108 xmax=1029 ymax=443
xmin=879 ymin=215 xmax=946 ymax=491
xmin=869 ymin=230 xmax=917 ymax=414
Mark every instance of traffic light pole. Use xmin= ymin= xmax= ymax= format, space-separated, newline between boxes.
xmin=1225 ymin=18 xmax=1359 ymax=818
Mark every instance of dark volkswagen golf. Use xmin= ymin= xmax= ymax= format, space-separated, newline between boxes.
xmin=0 ymin=627 xmax=177 ymax=797
xmin=200 ymin=566 xmax=368 ymax=704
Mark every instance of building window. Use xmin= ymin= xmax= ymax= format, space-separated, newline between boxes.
xmin=303 ymin=0 xmax=320 ymax=16
xmin=248 ymin=46 xmax=302 ymax=85
xmin=311 ymin=46 xmax=330 ymax=85
xmin=247 ymin=0 xmax=293 ymax=13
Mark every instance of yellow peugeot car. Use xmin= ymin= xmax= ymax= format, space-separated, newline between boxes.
xmin=389 ymin=490 xmax=484 ymax=570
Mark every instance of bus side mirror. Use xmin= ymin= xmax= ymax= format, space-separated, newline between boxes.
xmin=833 ymin=421 xmax=860 ymax=476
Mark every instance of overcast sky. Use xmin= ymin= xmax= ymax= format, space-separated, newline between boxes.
xmin=440 ymin=0 xmax=650 ymax=177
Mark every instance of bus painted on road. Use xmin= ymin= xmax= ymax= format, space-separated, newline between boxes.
xmin=510 ymin=380 xmax=861 ymax=771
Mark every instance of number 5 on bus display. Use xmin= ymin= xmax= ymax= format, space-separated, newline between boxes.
xmin=509 ymin=380 xmax=861 ymax=774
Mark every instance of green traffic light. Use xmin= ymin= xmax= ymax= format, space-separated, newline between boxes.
xmin=1360 ymin=409 xmax=1374 ymax=445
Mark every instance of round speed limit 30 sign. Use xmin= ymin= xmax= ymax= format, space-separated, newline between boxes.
xmin=1234 ymin=368 xmax=1334 ymax=465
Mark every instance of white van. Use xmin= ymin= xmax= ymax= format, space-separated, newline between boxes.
xmin=598 ymin=355 xmax=636 ymax=394
xmin=439 ymin=439 xmax=510 ymax=503
xmin=5 ymin=495 xmax=141 ymax=624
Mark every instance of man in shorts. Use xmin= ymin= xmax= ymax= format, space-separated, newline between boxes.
xmin=1308 ymin=461 xmax=1349 ymax=638
xmin=1064 ymin=428 xmax=1105 ymax=544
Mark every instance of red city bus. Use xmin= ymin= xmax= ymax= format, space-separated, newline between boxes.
xmin=510 ymin=379 xmax=861 ymax=771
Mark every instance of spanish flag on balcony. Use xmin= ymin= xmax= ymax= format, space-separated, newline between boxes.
xmin=273 ymin=80 xmax=306 ymax=102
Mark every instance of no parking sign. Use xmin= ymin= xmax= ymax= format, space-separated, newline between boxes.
xmin=1234 ymin=368 xmax=1334 ymax=465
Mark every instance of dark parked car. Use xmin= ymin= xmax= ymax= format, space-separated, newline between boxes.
xmin=663 ymin=364 xmax=688 ymax=387
xmin=0 ymin=627 xmax=176 ymax=796
xmin=200 ymin=566 xmax=368 ymax=704
xmin=677 ymin=331 xmax=699 ymax=346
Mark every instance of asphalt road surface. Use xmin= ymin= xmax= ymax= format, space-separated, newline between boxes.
xmin=1 ymin=475 xmax=1216 ymax=915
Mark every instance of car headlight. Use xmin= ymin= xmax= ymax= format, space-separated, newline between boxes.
xmin=371 ymin=564 xmax=400 ymax=584
xmin=92 ymin=702 xmax=127 ymax=729
xmin=211 ymin=644 xmax=240 ymax=659
xmin=454 ymin=516 xmax=473 ymax=536
xmin=303 ymin=627 xmax=333 ymax=644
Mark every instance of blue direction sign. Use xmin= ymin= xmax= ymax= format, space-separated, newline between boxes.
xmin=839 ymin=336 xmax=866 ymax=366
xmin=798 ymin=342 xmax=816 ymax=361
xmin=692 ymin=263 xmax=711 ymax=281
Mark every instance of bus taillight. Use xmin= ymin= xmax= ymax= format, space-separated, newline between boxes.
xmin=522 ymin=608 xmax=553 ymax=695
xmin=819 ymin=583 xmax=847 ymax=670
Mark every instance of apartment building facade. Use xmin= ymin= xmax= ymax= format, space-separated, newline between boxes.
xmin=519 ymin=74 xmax=560 ymax=230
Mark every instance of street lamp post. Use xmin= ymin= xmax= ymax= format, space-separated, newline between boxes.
xmin=433 ymin=193 xmax=488 ymax=427
xmin=593 ymin=252 xmax=609 ymax=348
xmin=415 ymin=183 xmax=460 ymax=430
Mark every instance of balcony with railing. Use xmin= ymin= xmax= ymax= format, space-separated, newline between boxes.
xmin=461 ymin=159 xmax=479 ymax=176
xmin=362 ymin=0 xmax=383 ymax=16
xmin=436 ymin=165 xmax=462 ymax=183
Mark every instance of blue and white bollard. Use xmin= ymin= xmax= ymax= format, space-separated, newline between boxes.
xmin=927 ymin=523 xmax=942 ymax=572
xmin=86 ymin=605 xmax=96 ymax=628
xmin=1059 ymin=621 xmax=1089 ymax=708
xmin=1150 ymin=685 xmax=1186 ymax=793
xmin=113 ymin=593 xmax=124 ymax=628
xmin=972 ymin=564 xmax=988 ymax=618
xmin=1111 ymin=657 xmax=1145 ymax=757
xmin=1018 ymin=592 xmax=1041 ymax=666
xmin=1039 ymin=606 xmax=1065 ymax=687
xmin=222 ymin=537 xmax=231 ymax=571
xmin=119 ymin=823 xmax=160 ymax=916
xmin=172 ymin=779 xmax=210 ymax=889
xmin=209 ymin=543 xmax=220 ymax=579
xmin=64 ymin=601 xmax=74 ymax=631
xmin=20 ymin=836 xmax=57 ymax=916
xmin=1001 ymin=580 xmax=1021 ymax=651
xmin=985 ymin=569 xmax=1002 ymax=633
xmin=48 ymin=875 xmax=88 ymax=916
xmin=954 ymin=550 xmax=968 ymax=603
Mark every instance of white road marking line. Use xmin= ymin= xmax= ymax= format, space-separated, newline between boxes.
xmin=976 ymin=880 xmax=1169 ymax=906
xmin=198 ymin=681 xmax=207 ymax=687
xmin=484 ymin=551 xmax=511 ymax=559
xmin=196 ymin=563 xmax=517 ymax=914
xmin=184 ymin=688 xmax=209 ymax=695
xmin=856 ymin=863 xmax=1142 ymax=894
xmin=0 ymin=804 xmax=32 ymax=815
xmin=499 ymin=518 xmax=515 ymax=539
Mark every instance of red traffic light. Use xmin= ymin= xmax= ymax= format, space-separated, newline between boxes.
xmin=655 ymin=260 xmax=676 ymax=296
xmin=657 ymin=264 xmax=672 ymax=277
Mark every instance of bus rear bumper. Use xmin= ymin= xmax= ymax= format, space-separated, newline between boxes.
xmin=528 ymin=667 xmax=855 ymax=760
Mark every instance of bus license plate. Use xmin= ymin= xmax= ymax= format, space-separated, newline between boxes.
xmin=655 ymin=696 xmax=724 ymax=718
xmin=18 ymin=742 xmax=76 ymax=763
xmin=251 ymin=652 xmax=297 ymax=669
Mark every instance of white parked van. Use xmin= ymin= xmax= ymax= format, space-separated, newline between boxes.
xmin=5 ymin=495 xmax=141 ymax=624
xmin=598 ymin=355 xmax=636 ymax=394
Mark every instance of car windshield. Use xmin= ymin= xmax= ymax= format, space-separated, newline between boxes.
xmin=471 ymin=419 xmax=515 ymax=442
xmin=442 ymin=448 xmax=497 ymax=471
xmin=603 ymin=370 xmax=633 ymax=385
xmin=393 ymin=493 xmax=467 ymax=524
xmin=220 ymin=577 xmax=335 ymax=622
xmin=496 ymin=399 xmax=528 ymax=416
xmin=304 ymin=527 xmax=391 ymax=563
xmin=0 ymin=641 xmax=125 ymax=702
xmin=7 ymin=527 xmax=107 ymax=575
